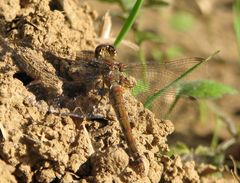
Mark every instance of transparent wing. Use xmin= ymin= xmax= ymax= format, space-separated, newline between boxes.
xmin=123 ymin=57 xmax=207 ymax=118
xmin=1 ymin=36 xmax=207 ymax=118
xmin=74 ymin=52 xmax=207 ymax=118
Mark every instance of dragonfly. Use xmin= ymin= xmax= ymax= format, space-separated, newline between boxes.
xmin=62 ymin=44 xmax=147 ymax=173
xmin=0 ymin=35 xmax=207 ymax=175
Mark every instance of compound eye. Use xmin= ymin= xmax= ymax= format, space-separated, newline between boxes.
xmin=106 ymin=44 xmax=115 ymax=51
xmin=95 ymin=44 xmax=117 ymax=59
xmin=107 ymin=45 xmax=117 ymax=56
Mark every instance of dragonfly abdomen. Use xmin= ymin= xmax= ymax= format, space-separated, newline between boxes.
xmin=110 ymin=84 xmax=139 ymax=154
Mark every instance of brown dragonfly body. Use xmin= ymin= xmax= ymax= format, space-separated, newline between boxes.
xmin=92 ymin=44 xmax=145 ymax=173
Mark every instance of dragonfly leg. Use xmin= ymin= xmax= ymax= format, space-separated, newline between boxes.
xmin=48 ymin=106 xmax=85 ymax=119
xmin=95 ymin=75 xmax=107 ymax=108
xmin=48 ymin=106 xmax=106 ymax=121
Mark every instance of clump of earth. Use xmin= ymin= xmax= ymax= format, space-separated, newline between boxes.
xmin=0 ymin=0 xmax=233 ymax=182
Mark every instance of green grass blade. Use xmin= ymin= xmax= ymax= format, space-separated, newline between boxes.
xmin=114 ymin=0 xmax=144 ymax=47
xmin=164 ymin=95 xmax=180 ymax=118
xmin=233 ymin=0 xmax=240 ymax=60
xmin=144 ymin=50 xmax=220 ymax=108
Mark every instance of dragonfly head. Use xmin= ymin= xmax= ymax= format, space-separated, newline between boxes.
xmin=95 ymin=44 xmax=117 ymax=60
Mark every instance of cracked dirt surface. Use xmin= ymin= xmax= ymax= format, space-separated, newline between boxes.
xmin=0 ymin=0 xmax=226 ymax=182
